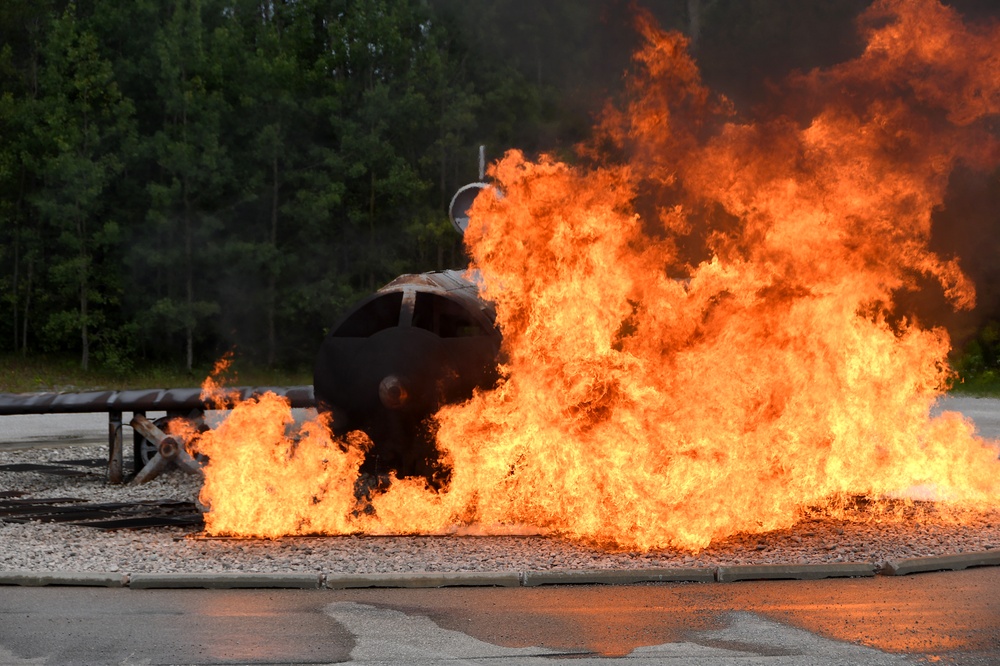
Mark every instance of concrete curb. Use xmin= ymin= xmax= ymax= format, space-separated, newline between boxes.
xmin=324 ymin=571 xmax=521 ymax=589
xmin=881 ymin=550 xmax=1000 ymax=576
xmin=521 ymin=568 xmax=715 ymax=586
xmin=128 ymin=572 xmax=322 ymax=589
xmin=0 ymin=570 xmax=126 ymax=587
xmin=1 ymin=557 xmax=996 ymax=588
xmin=715 ymin=562 xmax=877 ymax=582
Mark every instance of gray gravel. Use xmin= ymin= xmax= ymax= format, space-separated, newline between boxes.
xmin=2 ymin=440 xmax=999 ymax=575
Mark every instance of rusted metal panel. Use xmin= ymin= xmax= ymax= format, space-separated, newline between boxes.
xmin=0 ymin=463 xmax=90 ymax=476
xmin=0 ymin=497 xmax=202 ymax=530
xmin=380 ymin=270 xmax=498 ymax=333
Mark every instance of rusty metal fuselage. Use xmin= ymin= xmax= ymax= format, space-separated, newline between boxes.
xmin=313 ymin=270 xmax=501 ymax=482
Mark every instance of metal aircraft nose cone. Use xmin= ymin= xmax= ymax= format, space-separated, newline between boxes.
xmin=378 ymin=375 xmax=408 ymax=409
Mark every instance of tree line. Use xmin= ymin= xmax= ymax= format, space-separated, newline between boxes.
xmin=3 ymin=0 xmax=994 ymax=374
xmin=1 ymin=0 xmax=580 ymax=373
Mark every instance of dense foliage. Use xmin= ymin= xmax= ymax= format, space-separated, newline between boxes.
xmin=1 ymin=0 xmax=996 ymax=375
xmin=2 ymin=0 xmax=563 ymax=372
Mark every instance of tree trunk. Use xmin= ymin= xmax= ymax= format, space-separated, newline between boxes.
xmin=77 ymin=213 xmax=89 ymax=372
xmin=13 ymin=159 xmax=30 ymax=352
xmin=368 ymin=169 xmax=376 ymax=292
xmin=184 ymin=179 xmax=194 ymax=373
xmin=439 ymin=93 xmax=447 ymax=211
xmin=267 ymin=151 xmax=279 ymax=367
xmin=185 ymin=242 xmax=193 ymax=372
xmin=11 ymin=229 xmax=19 ymax=352
xmin=21 ymin=256 xmax=33 ymax=358
xmin=80 ymin=275 xmax=89 ymax=371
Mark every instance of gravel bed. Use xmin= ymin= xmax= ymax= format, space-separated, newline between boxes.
xmin=2 ymin=443 xmax=999 ymax=575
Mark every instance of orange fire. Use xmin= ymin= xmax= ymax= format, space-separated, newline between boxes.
xmin=189 ymin=0 xmax=1000 ymax=550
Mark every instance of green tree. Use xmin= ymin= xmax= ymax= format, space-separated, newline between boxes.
xmin=0 ymin=1 xmax=53 ymax=357
xmin=28 ymin=3 xmax=135 ymax=370
xmin=143 ymin=0 xmax=231 ymax=372
xmin=210 ymin=0 xmax=324 ymax=367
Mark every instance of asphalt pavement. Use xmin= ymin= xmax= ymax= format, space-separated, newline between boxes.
xmin=1 ymin=567 xmax=999 ymax=664
xmin=0 ymin=411 xmax=111 ymax=450
xmin=1 ymin=395 xmax=1000 ymax=664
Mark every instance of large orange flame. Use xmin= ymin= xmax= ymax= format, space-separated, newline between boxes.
xmin=190 ymin=0 xmax=1000 ymax=550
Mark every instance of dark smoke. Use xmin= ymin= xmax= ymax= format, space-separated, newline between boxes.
xmin=926 ymin=165 xmax=1000 ymax=350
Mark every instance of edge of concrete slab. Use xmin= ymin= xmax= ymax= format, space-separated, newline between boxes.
xmin=521 ymin=568 xmax=715 ymax=586
xmin=715 ymin=562 xmax=877 ymax=582
xmin=2 ymin=555 xmax=998 ymax=588
xmin=324 ymin=571 xmax=521 ymax=589
xmin=0 ymin=570 xmax=126 ymax=587
xmin=880 ymin=550 xmax=1000 ymax=576
xmin=128 ymin=572 xmax=322 ymax=589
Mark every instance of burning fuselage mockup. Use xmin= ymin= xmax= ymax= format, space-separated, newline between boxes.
xmin=313 ymin=270 xmax=501 ymax=482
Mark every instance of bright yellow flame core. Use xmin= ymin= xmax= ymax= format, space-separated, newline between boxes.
xmin=191 ymin=0 xmax=1000 ymax=550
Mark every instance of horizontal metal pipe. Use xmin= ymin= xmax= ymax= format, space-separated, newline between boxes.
xmin=0 ymin=385 xmax=315 ymax=416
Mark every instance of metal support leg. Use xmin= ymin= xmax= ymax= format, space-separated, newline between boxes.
xmin=108 ymin=410 xmax=123 ymax=484
xmin=132 ymin=410 xmax=146 ymax=475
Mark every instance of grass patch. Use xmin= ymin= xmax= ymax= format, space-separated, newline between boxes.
xmin=0 ymin=354 xmax=312 ymax=393
xmin=948 ymin=321 xmax=1000 ymax=398
xmin=948 ymin=372 xmax=1000 ymax=398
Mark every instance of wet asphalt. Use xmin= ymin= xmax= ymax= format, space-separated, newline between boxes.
xmin=1 ymin=397 xmax=999 ymax=664
xmin=1 ymin=567 xmax=998 ymax=664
